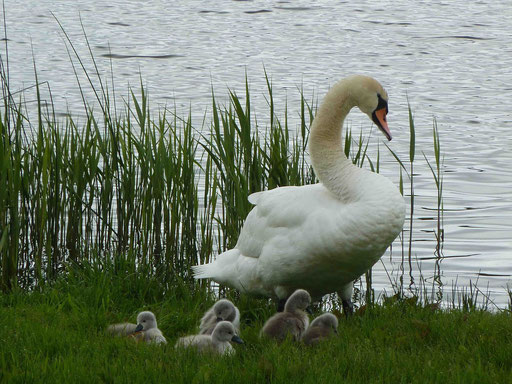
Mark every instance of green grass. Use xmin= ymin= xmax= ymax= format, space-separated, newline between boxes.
xmin=1 ymin=267 xmax=511 ymax=383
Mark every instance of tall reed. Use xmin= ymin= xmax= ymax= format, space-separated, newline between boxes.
xmin=0 ymin=37 xmax=444 ymax=307
xmin=0 ymin=63 xmax=320 ymax=291
xmin=424 ymin=118 xmax=444 ymax=300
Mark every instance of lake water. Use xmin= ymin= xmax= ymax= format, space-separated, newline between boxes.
xmin=3 ymin=0 xmax=511 ymax=307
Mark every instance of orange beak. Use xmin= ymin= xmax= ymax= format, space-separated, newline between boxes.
xmin=372 ymin=107 xmax=391 ymax=141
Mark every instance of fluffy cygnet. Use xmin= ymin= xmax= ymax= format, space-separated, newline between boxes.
xmin=107 ymin=311 xmax=167 ymax=345
xmin=175 ymin=321 xmax=243 ymax=355
xmin=107 ymin=322 xmax=138 ymax=336
xmin=260 ymin=289 xmax=311 ymax=342
xmin=199 ymin=299 xmax=241 ymax=335
xmin=302 ymin=312 xmax=338 ymax=346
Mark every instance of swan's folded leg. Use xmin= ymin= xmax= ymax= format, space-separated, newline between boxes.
xmin=275 ymin=286 xmax=291 ymax=312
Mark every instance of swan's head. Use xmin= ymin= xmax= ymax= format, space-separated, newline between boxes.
xmin=135 ymin=311 xmax=157 ymax=332
xmin=212 ymin=321 xmax=244 ymax=344
xmin=213 ymin=299 xmax=236 ymax=322
xmin=346 ymin=75 xmax=391 ymax=141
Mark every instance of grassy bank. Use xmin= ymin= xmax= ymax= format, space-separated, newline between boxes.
xmin=1 ymin=266 xmax=511 ymax=383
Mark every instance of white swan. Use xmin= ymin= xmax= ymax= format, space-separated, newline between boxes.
xmin=199 ymin=299 xmax=241 ymax=335
xmin=193 ymin=75 xmax=405 ymax=313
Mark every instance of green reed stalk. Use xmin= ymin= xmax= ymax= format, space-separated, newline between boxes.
xmin=426 ymin=119 xmax=443 ymax=254
xmin=384 ymin=101 xmax=418 ymax=293
xmin=423 ymin=118 xmax=444 ymax=299
xmin=0 ymin=41 xmax=23 ymax=291
xmin=407 ymin=102 xmax=416 ymax=288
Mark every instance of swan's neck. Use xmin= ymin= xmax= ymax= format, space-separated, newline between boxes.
xmin=309 ymin=81 xmax=360 ymax=200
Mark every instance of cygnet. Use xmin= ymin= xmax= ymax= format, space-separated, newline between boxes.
xmin=302 ymin=312 xmax=338 ymax=346
xmin=107 ymin=311 xmax=167 ymax=345
xmin=260 ymin=289 xmax=311 ymax=342
xmin=199 ymin=299 xmax=240 ymax=335
xmin=175 ymin=321 xmax=243 ymax=355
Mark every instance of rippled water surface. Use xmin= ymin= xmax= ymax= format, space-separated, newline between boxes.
xmin=3 ymin=0 xmax=512 ymax=306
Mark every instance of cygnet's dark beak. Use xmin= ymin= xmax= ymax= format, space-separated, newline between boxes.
xmin=305 ymin=306 xmax=313 ymax=315
xmin=231 ymin=335 xmax=244 ymax=344
xmin=134 ymin=324 xmax=143 ymax=332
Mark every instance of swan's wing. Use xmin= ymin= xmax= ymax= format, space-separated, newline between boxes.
xmin=246 ymin=185 xmax=330 ymax=228
xmin=193 ymin=185 xmax=343 ymax=291
xmin=237 ymin=184 xmax=377 ymax=295
xmin=247 ymin=191 xmax=264 ymax=205
xmin=237 ymin=184 xmax=345 ymax=259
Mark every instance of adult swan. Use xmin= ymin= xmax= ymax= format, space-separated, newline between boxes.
xmin=193 ymin=75 xmax=405 ymax=314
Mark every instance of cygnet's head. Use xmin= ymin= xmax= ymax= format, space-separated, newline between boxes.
xmin=213 ymin=299 xmax=236 ymax=322
xmin=310 ymin=313 xmax=339 ymax=333
xmin=212 ymin=321 xmax=244 ymax=344
xmin=285 ymin=289 xmax=311 ymax=312
xmin=135 ymin=311 xmax=157 ymax=332
xmin=344 ymin=75 xmax=390 ymax=141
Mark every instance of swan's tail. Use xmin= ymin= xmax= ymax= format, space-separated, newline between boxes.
xmin=191 ymin=263 xmax=214 ymax=279
xmin=192 ymin=249 xmax=240 ymax=280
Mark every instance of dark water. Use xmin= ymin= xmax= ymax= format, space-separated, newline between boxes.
xmin=3 ymin=0 xmax=511 ymax=307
